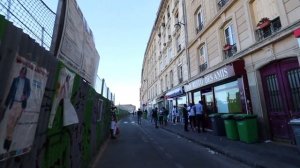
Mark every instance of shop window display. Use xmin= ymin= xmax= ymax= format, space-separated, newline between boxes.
xmin=214 ymin=81 xmax=242 ymax=113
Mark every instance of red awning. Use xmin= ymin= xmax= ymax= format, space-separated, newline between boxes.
xmin=294 ymin=28 xmax=300 ymax=38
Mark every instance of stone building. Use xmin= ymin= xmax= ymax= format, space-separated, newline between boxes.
xmin=141 ymin=0 xmax=300 ymax=143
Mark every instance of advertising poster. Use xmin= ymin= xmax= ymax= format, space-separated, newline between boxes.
xmin=56 ymin=0 xmax=100 ymax=85
xmin=0 ymin=56 xmax=48 ymax=161
xmin=48 ymin=67 xmax=78 ymax=128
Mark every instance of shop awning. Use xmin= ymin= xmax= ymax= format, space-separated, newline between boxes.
xmin=165 ymin=86 xmax=185 ymax=98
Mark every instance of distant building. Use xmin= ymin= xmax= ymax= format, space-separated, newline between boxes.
xmin=117 ymin=104 xmax=136 ymax=113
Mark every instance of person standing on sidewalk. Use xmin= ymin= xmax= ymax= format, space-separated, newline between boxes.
xmin=158 ymin=107 xmax=164 ymax=126
xmin=152 ymin=107 xmax=158 ymax=128
xmin=172 ymin=106 xmax=178 ymax=124
xmin=162 ymin=107 xmax=169 ymax=126
xmin=182 ymin=104 xmax=189 ymax=132
xmin=137 ymin=108 xmax=142 ymax=125
xmin=188 ymin=103 xmax=196 ymax=131
xmin=110 ymin=115 xmax=117 ymax=139
xmin=195 ymin=100 xmax=205 ymax=132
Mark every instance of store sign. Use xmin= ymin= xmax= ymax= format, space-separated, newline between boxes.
xmin=165 ymin=87 xmax=184 ymax=98
xmin=185 ymin=65 xmax=235 ymax=92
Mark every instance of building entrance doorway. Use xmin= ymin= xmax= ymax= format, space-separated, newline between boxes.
xmin=201 ymin=89 xmax=214 ymax=129
xmin=260 ymin=57 xmax=300 ymax=142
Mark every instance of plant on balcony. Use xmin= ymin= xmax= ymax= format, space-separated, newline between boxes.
xmin=223 ymin=44 xmax=232 ymax=51
xmin=257 ymin=17 xmax=270 ymax=29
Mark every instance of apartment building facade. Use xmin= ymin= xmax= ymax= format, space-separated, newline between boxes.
xmin=141 ymin=0 xmax=190 ymax=111
xmin=141 ymin=0 xmax=300 ymax=143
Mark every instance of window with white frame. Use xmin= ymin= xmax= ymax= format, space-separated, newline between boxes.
xmin=168 ymin=47 xmax=172 ymax=61
xmin=170 ymin=70 xmax=174 ymax=88
xmin=160 ymin=78 xmax=164 ymax=92
xmin=199 ymin=44 xmax=207 ymax=72
xmin=196 ymin=7 xmax=204 ymax=33
xmin=176 ymin=36 xmax=181 ymax=52
xmin=175 ymin=11 xmax=179 ymax=24
xmin=165 ymin=74 xmax=168 ymax=90
xmin=224 ymin=24 xmax=235 ymax=45
xmin=223 ymin=23 xmax=237 ymax=58
xmin=178 ymin=64 xmax=183 ymax=83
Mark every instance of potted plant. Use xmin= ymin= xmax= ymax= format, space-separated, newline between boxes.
xmin=257 ymin=17 xmax=270 ymax=29
xmin=223 ymin=44 xmax=232 ymax=51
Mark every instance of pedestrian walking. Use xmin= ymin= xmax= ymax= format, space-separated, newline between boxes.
xmin=182 ymin=104 xmax=189 ymax=132
xmin=137 ymin=108 xmax=142 ymax=125
xmin=195 ymin=100 xmax=205 ymax=132
xmin=110 ymin=115 xmax=117 ymax=139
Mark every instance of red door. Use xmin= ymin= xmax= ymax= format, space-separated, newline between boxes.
xmin=260 ymin=58 xmax=300 ymax=142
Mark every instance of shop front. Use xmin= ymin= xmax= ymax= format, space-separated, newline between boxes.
xmin=165 ymin=86 xmax=187 ymax=120
xmin=184 ymin=60 xmax=251 ymax=129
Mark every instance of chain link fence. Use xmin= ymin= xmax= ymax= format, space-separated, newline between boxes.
xmin=0 ymin=0 xmax=56 ymax=50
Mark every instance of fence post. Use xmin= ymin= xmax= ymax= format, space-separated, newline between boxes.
xmin=41 ymin=27 xmax=45 ymax=47
xmin=7 ymin=0 xmax=11 ymax=19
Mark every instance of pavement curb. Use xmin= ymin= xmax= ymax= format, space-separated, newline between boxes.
xmin=90 ymin=138 xmax=110 ymax=168
xmin=162 ymin=127 xmax=266 ymax=168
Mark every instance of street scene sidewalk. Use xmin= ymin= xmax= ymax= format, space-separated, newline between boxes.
xmin=148 ymin=120 xmax=300 ymax=168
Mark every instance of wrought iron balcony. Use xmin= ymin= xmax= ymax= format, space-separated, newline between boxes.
xmin=217 ymin=0 xmax=229 ymax=10
xmin=255 ymin=17 xmax=282 ymax=41
xmin=199 ymin=62 xmax=208 ymax=73
xmin=223 ymin=43 xmax=237 ymax=59
xmin=196 ymin=23 xmax=204 ymax=34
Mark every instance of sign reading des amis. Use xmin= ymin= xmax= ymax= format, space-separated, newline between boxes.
xmin=185 ymin=64 xmax=235 ymax=92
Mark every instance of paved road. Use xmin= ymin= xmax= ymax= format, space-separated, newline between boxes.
xmin=93 ymin=116 xmax=250 ymax=168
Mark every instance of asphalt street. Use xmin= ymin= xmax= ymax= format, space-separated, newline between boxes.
xmin=93 ymin=116 xmax=251 ymax=168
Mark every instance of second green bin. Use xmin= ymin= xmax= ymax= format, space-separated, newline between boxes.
xmin=235 ymin=114 xmax=258 ymax=143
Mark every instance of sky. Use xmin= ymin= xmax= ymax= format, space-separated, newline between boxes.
xmin=43 ymin=0 xmax=161 ymax=108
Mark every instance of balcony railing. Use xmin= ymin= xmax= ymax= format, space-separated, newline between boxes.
xmin=199 ymin=62 xmax=208 ymax=72
xmin=255 ymin=17 xmax=282 ymax=41
xmin=178 ymin=77 xmax=183 ymax=83
xmin=196 ymin=23 xmax=204 ymax=34
xmin=217 ymin=0 xmax=229 ymax=10
xmin=177 ymin=44 xmax=181 ymax=53
xmin=223 ymin=43 xmax=237 ymax=59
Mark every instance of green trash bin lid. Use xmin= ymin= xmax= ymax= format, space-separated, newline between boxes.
xmin=289 ymin=118 xmax=300 ymax=125
xmin=221 ymin=114 xmax=235 ymax=119
xmin=208 ymin=113 xmax=221 ymax=118
xmin=234 ymin=114 xmax=257 ymax=120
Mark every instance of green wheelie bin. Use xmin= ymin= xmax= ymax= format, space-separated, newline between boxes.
xmin=221 ymin=114 xmax=239 ymax=140
xmin=235 ymin=114 xmax=258 ymax=143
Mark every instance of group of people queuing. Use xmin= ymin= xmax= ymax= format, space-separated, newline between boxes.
xmin=150 ymin=107 xmax=169 ymax=128
xmin=186 ymin=100 xmax=205 ymax=133
xmin=148 ymin=100 xmax=206 ymax=133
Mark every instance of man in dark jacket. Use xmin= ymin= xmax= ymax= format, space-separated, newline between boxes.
xmin=3 ymin=67 xmax=31 ymax=151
